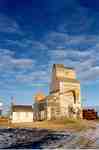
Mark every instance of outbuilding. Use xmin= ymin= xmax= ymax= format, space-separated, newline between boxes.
xmin=11 ymin=105 xmax=33 ymax=123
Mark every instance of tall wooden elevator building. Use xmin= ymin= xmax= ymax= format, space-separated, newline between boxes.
xmin=34 ymin=64 xmax=82 ymax=121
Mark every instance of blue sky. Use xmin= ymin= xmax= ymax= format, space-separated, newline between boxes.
xmin=0 ymin=0 xmax=99 ymax=107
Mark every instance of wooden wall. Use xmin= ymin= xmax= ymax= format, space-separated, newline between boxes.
xmin=83 ymin=109 xmax=97 ymax=120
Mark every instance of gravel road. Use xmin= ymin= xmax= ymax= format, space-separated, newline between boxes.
xmin=0 ymin=123 xmax=99 ymax=149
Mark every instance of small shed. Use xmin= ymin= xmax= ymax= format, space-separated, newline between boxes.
xmin=83 ymin=109 xmax=97 ymax=120
xmin=11 ymin=105 xmax=33 ymax=123
xmin=34 ymin=92 xmax=47 ymax=121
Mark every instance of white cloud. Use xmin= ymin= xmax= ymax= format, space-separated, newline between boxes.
xmin=43 ymin=30 xmax=99 ymax=83
xmin=0 ymin=53 xmax=34 ymax=71
xmin=16 ymin=70 xmax=49 ymax=84
xmin=0 ymin=27 xmax=99 ymax=87
xmin=11 ymin=58 xmax=33 ymax=69
xmin=0 ymin=49 xmax=14 ymax=56
xmin=79 ymin=66 xmax=99 ymax=81
xmin=0 ymin=48 xmax=50 ymax=89
xmin=0 ymin=14 xmax=21 ymax=34
xmin=5 ymin=39 xmax=33 ymax=48
xmin=32 ymin=41 xmax=48 ymax=50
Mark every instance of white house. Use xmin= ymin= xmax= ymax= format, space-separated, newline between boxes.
xmin=11 ymin=105 xmax=33 ymax=123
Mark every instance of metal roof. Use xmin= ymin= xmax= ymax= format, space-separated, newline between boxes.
xmin=12 ymin=105 xmax=33 ymax=112
xmin=53 ymin=64 xmax=74 ymax=70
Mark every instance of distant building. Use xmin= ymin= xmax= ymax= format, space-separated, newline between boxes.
xmin=34 ymin=93 xmax=47 ymax=121
xmin=83 ymin=108 xmax=97 ymax=120
xmin=34 ymin=64 xmax=82 ymax=120
xmin=0 ymin=102 xmax=3 ymax=116
xmin=11 ymin=105 xmax=33 ymax=123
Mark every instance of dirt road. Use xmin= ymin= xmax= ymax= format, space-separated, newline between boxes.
xmin=0 ymin=122 xmax=99 ymax=149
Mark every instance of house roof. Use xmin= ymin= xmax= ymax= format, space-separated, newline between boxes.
xmin=54 ymin=64 xmax=64 ymax=68
xmin=12 ymin=105 xmax=33 ymax=112
xmin=53 ymin=64 xmax=74 ymax=70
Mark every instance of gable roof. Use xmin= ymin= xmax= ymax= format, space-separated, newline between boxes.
xmin=12 ymin=105 xmax=33 ymax=112
xmin=53 ymin=64 xmax=74 ymax=70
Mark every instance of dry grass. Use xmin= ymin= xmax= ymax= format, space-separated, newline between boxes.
xmin=0 ymin=118 xmax=9 ymax=127
xmin=0 ymin=117 xmax=96 ymax=131
xmin=9 ymin=118 xmax=96 ymax=131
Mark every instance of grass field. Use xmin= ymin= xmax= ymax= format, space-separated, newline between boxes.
xmin=0 ymin=118 xmax=9 ymax=127
xmin=9 ymin=118 xmax=96 ymax=131
xmin=0 ymin=117 xmax=96 ymax=131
